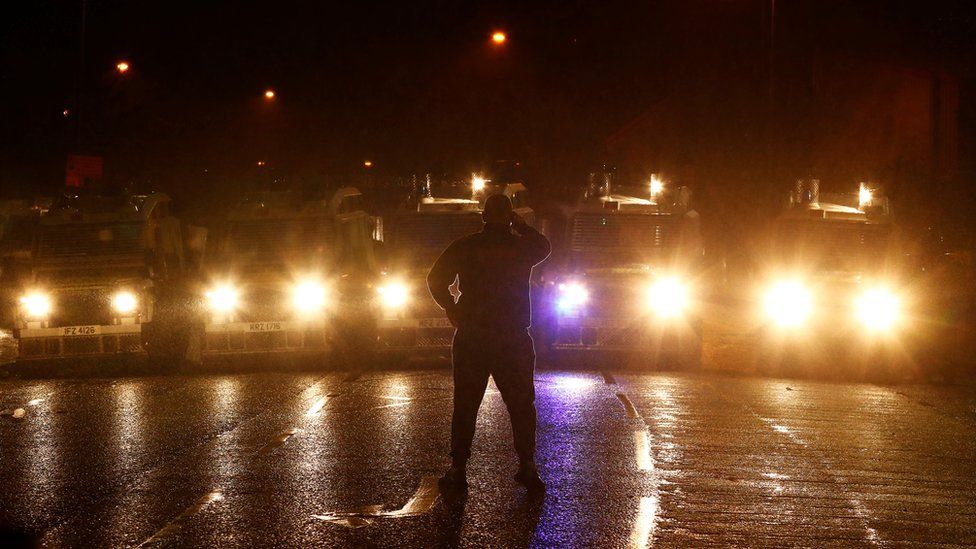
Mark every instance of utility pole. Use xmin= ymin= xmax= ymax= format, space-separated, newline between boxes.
xmin=75 ymin=0 xmax=87 ymax=152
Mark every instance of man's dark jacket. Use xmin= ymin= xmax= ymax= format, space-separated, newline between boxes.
xmin=427 ymin=222 xmax=551 ymax=331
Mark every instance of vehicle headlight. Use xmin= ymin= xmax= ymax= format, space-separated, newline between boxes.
xmin=646 ymin=276 xmax=689 ymax=318
xmin=293 ymin=281 xmax=327 ymax=314
xmin=377 ymin=281 xmax=409 ymax=309
xmin=556 ymin=282 xmax=589 ymax=314
xmin=854 ymin=287 xmax=900 ymax=331
xmin=764 ymin=280 xmax=812 ymax=328
xmin=206 ymin=285 xmax=238 ymax=313
xmin=111 ymin=290 xmax=138 ymax=315
xmin=20 ymin=292 xmax=52 ymax=319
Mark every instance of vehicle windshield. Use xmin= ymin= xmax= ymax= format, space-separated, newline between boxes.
xmin=391 ymin=211 xmax=483 ymax=270
xmin=223 ymin=218 xmax=334 ymax=267
xmin=570 ymin=212 xmax=678 ymax=270
xmin=774 ymin=219 xmax=892 ymax=273
xmin=36 ymin=222 xmax=144 ymax=262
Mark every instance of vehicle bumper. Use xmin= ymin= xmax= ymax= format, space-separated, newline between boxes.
xmin=376 ymin=317 xmax=455 ymax=353
xmin=17 ymin=324 xmax=144 ymax=360
xmin=548 ymin=316 xmax=693 ymax=352
xmin=202 ymin=320 xmax=329 ymax=356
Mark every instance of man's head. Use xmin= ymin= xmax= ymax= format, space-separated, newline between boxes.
xmin=482 ymin=193 xmax=514 ymax=225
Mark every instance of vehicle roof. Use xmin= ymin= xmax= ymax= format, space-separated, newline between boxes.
xmin=39 ymin=193 xmax=170 ymax=225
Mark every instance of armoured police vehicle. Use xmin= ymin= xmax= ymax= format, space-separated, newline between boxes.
xmin=199 ymin=188 xmax=376 ymax=362
xmin=538 ymin=171 xmax=703 ymax=368
xmin=13 ymin=191 xmax=186 ymax=362
xmin=756 ymin=179 xmax=905 ymax=376
xmin=375 ymin=175 xmax=533 ymax=359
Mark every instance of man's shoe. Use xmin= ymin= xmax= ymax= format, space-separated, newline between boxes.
xmin=514 ymin=461 xmax=546 ymax=492
xmin=439 ymin=466 xmax=468 ymax=491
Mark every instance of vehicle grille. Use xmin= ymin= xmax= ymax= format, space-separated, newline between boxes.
xmin=393 ymin=212 xmax=483 ymax=267
xmin=50 ymin=289 xmax=114 ymax=326
xmin=580 ymin=282 xmax=646 ymax=318
xmin=36 ymin=223 xmax=144 ymax=261
xmin=571 ymin=212 xmax=678 ymax=252
xmin=237 ymin=288 xmax=291 ymax=322
xmin=776 ymin=221 xmax=891 ymax=267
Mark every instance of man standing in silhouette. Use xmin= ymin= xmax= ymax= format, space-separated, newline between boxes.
xmin=427 ymin=193 xmax=551 ymax=492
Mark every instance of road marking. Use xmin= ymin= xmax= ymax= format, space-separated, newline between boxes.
xmin=376 ymin=401 xmax=412 ymax=410
xmin=314 ymin=476 xmax=441 ymax=527
xmin=306 ymin=396 xmax=328 ymax=417
xmin=137 ymin=490 xmax=223 ymax=547
xmin=629 ymin=495 xmax=659 ymax=549
xmin=616 ymin=393 xmax=640 ymax=419
xmin=743 ymin=407 xmax=882 ymax=546
xmin=610 ymin=382 xmax=667 ymax=549
xmin=634 ymin=430 xmax=654 ymax=472
xmin=257 ymin=428 xmax=299 ymax=456
xmin=1 ymin=407 xmax=25 ymax=419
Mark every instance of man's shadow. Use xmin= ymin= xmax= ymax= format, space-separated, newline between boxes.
xmin=437 ymin=488 xmax=544 ymax=548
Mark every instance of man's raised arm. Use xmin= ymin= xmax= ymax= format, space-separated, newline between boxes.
xmin=513 ymin=215 xmax=551 ymax=266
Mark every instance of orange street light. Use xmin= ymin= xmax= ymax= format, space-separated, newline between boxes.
xmin=257 ymin=161 xmax=266 ymax=166
xmin=116 ymin=61 xmax=130 ymax=74
xmin=264 ymin=89 xmax=276 ymax=100
xmin=491 ymin=31 xmax=507 ymax=44
xmin=363 ymin=160 xmax=373 ymax=168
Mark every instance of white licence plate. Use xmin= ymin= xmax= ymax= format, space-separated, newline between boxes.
xmin=62 ymin=325 xmax=100 ymax=336
xmin=248 ymin=322 xmax=283 ymax=332
xmin=419 ymin=318 xmax=454 ymax=329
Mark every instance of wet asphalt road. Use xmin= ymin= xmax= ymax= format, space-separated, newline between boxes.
xmin=2 ymin=366 xmax=976 ymax=547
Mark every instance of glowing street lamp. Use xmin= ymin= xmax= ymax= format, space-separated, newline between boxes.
xmin=264 ymin=89 xmax=276 ymax=100
xmin=491 ymin=31 xmax=507 ymax=45
xmin=116 ymin=61 xmax=130 ymax=74
xmin=364 ymin=160 xmax=373 ymax=168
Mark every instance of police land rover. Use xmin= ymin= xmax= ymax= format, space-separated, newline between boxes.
xmin=14 ymin=190 xmax=186 ymax=362
xmin=538 ymin=170 xmax=703 ymax=368
xmin=199 ymin=188 xmax=376 ymax=363
xmin=375 ymin=175 xmax=535 ymax=360
xmin=756 ymin=179 xmax=908 ymax=377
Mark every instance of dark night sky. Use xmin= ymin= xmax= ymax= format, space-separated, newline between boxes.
xmin=2 ymin=1 xmax=975 ymax=216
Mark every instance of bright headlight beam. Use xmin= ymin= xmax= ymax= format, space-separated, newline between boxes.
xmin=556 ymin=282 xmax=589 ymax=313
xmin=112 ymin=291 xmax=138 ymax=315
xmin=471 ymin=174 xmax=487 ymax=194
xmin=378 ymin=281 xmax=409 ymax=308
xmin=855 ymin=287 xmax=900 ymax=331
xmin=647 ymin=277 xmax=688 ymax=318
xmin=20 ymin=292 xmax=52 ymax=319
xmin=206 ymin=285 xmax=238 ymax=314
xmin=764 ymin=280 xmax=812 ymax=328
xmin=293 ymin=281 xmax=327 ymax=314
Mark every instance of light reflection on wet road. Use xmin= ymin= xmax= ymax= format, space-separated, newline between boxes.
xmin=1 ymin=369 xmax=975 ymax=547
